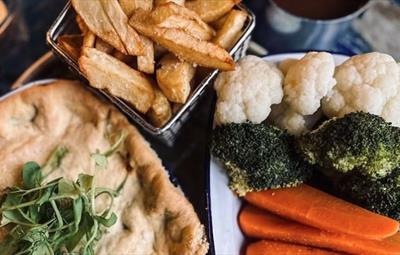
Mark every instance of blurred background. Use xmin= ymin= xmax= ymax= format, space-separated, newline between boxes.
xmin=245 ymin=0 xmax=400 ymax=57
xmin=0 ymin=0 xmax=399 ymax=89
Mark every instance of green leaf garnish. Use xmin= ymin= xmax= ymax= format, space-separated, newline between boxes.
xmin=42 ymin=146 xmax=69 ymax=178
xmin=91 ymin=132 xmax=127 ymax=169
xmin=0 ymin=145 xmax=124 ymax=255
xmin=22 ymin=162 xmax=42 ymax=189
xmin=91 ymin=153 xmax=108 ymax=169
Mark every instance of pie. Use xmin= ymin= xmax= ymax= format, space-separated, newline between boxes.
xmin=0 ymin=80 xmax=208 ymax=254
xmin=0 ymin=0 xmax=7 ymax=25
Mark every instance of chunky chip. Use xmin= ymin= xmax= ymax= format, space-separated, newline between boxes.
xmin=185 ymin=0 xmax=240 ymax=23
xmin=71 ymin=0 xmax=143 ymax=56
xmin=157 ymin=54 xmax=195 ymax=103
xmin=75 ymin=15 xmax=89 ymax=34
xmin=58 ymin=34 xmax=83 ymax=60
xmin=150 ymin=2 xmax=214 ymax=40
xmin=155 ymin=0 xmax=185 ymax=6
xmin=147 ymin=87 xmax=172 ymax=127
xmin=213 ymin=9 xmax=247 ymax=49
xmin=82 ymin=31 xmax=96 ymax=48
xmin=119 ymin=0 xmax=153 ymax=17
xmin=95 ymin=38 xmax=114 ymax=54
xmin=99 ymin=0 xmax=144 ymax=55
xmin=137 ymin=36 xmax=155 ymax=74
xmin=130 ymin=10 xmax=235 ymax=70
xmin=79 ymin=48 xmax=154 ymax=113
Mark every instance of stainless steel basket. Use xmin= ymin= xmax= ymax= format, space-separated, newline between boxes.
xmin=47 ymin=1 xmax=256 ymax=142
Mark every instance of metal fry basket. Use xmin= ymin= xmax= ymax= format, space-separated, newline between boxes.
xmin=47 ymin=1 xmax=256 ymax=143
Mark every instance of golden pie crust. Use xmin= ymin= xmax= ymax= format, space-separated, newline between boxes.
xmin=0 ymin=80 xmax=208 ymax=255
xmin=0 ymin=1 xmax=7 ymax=25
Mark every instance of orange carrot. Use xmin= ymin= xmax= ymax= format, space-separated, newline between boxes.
xmin=240 ymin=205 xmax=400 ymax=255
xmin=244 ymin=184 xmax=399 ymax=239
xmin=246 ymin=240 xmax=344 ymax=255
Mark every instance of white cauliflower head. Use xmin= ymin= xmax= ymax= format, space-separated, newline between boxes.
xmin=322 ymin=52 xmax=400 ymax=125
xmin=269 ymin=52 xmax=334 ymax=135
xmin=278 ymin=58 xmax=298 ymax=75
xmin=382 ymin=93 xmax=400 ymax=127
xmin=269 ymin=103 xmax=306 ymax=135
xmin=284 ymin=52 xmax=336 ymax=115
xmin=214 ymin=55 xmax=283 ymax=125
xmin=269 ymin=103 xmax=323 ymax=135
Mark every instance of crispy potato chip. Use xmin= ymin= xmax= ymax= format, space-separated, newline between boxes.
xmin=113 ymin=50 xmax=136 ymax=64
xmin=119 ymin=0 xmax=153 ymax=17
xmin=119 ymin=0 xmax=153 ymax=71
xmin=138 ymin=36 xmax=155 ymax=74
xmin=147 ymin=87 xmax=172 ymax=127
xmin=79 ymin=48 xmax=154 ymax=113
xmin=99 ymin=0 xmax=144 ymax=55
xmin=134 ymin=0 xmax=153 ymax=11
xmin=58 ymin=34 xmax=83 ymax=60
xmin=154 ymin=44 xmax=168 ymax=59
xmin=95 ymin=37 xmax=114 ymax=54
xmin=130 ymin=10 xmax=234 ymax=70
xmin=155 ymin=0 xmax=185 ymax=6
xmin=119 ymin=0 xmax=137 ymax=17
xmin=213 ymin=9 xmax=247 ymax=49
xmin=185 ymin=0 xmax=239 ymax=23
xmin=72 ymin=0 xmax=126 ymax=53
xmin=156 ymin=54 xmax=195 ymax=103
xmin=76 ymin=15 xmax=89 ymax=34
xmin=71 ymin=0 xmax=143 ymax=56
xmin=212 ymin=14 xmax=228 ymax=30
xmin=150 ymin=2 xmax=214 ymax=40
xmin=82 ymin=31 xmax=96 ymax=48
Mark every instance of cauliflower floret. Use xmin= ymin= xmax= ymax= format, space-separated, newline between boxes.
xmin=214 ymin=55 xmax=283 ymax=125
xmin=270 ymin=52 xmax=335 ymax=135
xmin=284 ymin=52 xmax=336 ymax=115
xmin=322 ymin=52 xmax=400 ymax=125
xmin=269 ymin=103 xmax=305 ymax=135
xmin=278 ymin=58 xmax=299 ymax=75
xmin=382 ymin=93 xmax=400 ymax=127
xmin=269 ymin=103 xmax=323 ymax=135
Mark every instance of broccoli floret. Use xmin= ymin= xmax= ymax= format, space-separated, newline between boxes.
xmin=298 ymin=112 xmax=400 ymax=179
xmin=211 ymin=123 xmax=312 ymax=196
xmin=336 ymin=167 xmax=400 ymax=220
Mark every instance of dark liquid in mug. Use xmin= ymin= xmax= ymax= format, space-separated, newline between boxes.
xmin=273 ymin=0 xmax=369 ymax=20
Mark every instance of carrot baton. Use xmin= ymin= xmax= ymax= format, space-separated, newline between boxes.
xmin=244 ymin=184 xmax=399 ymax=239
xmin=247 ymin=240 xmax=345 ymax=255
xmin=240 ymin=205 xmax=400 ymax=255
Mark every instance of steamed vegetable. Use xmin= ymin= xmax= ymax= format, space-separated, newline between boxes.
xmin=298 ymin=112 xmax=400 ymax=179
xmin=211 ymin=123 xmax=312 ymax=196
xmin=244 ymin=184 xmax=399 ymax=239
xmin=322 ymin=52 xmax=400 ymax=127
xmin=246 ymin=240 xmax=343 ymax=255
xmin=213 ymin=55 xmax=283 ymax=125
xmin=270 ymin=52 xmax=336 ymax=135
xmin=240 ymin=205 xmax=400 ymax=255
xmin=336 ymin=167 xmax=400 ymax=221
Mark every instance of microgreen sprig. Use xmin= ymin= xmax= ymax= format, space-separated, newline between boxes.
xmin=0 ymin=146 xmax=124 ymax=255
xmin=91 ymin=132 xmax=127 ymax=169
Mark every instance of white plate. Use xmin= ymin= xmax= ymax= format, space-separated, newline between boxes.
xmin=210 ymin=52 xmax=350 ymax=255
